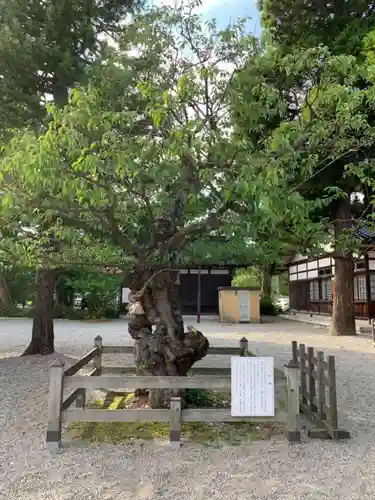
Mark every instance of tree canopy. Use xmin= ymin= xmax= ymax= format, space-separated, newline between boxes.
xmin=260 ymin=0 xmax=375 ymax=54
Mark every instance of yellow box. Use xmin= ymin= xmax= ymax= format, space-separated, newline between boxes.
xmin=218 ymin=287 xmax=261 ymax=323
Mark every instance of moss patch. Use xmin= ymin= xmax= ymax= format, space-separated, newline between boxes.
xmin=68 ymin=420 xmax=270 ymax=446
xmin=67 ymin=389 xmax=281 ymax=446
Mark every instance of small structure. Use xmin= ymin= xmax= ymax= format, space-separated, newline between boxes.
xmin=218 ymin=286 xmax=261 ymax=323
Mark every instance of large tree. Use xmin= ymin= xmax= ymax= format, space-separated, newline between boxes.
xmin=0 ymin=0 xmax=141 ymax=354
xmin=232 ymin=42 xmax=375 ymax=335
xmin=0 ymin=6 xmax=313 ymax=405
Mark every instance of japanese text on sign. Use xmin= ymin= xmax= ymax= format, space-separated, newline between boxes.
xmin=231 ymin=357 xmax=275 ymax=417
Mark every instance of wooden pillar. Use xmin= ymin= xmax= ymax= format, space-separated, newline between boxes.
xmin=284 ymin=363 xmax=301 ymax=443
xmin=197 ymin=267 xmax=201 ymax=324
xmin=365 ymin=253 xmax=371 ymax=324
xmin=93 ymin=335 xmax=102 ymax=375
xmin=299 ymin=344 xmax=307 ymax=406
xmin=46 ymin=359 xmax=64 ymax=450
xmin=327 ymin=356 xmax=338 ymax=432
xmin=317 ymin=351 xmax=326 ymax=421
xmin=170 ymin=396 xmax=182 ymax=448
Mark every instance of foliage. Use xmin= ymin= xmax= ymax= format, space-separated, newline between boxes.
xmin=0 ymin=0 xmax=143 ymax=135
xmin=0 ymin=4 xmax=316 ymax=277
xmin=4 ymin=267 xmax=35 ymax=305
xmin=260 ymin=297 xmax=280 ymax=316
xmin=232 ymin=267 xmax=261 ymax=288
xmin=260 ymin=0 xmax=375 ymax=54
xmin=183 ymin=388 xmax=226 ymax=408
xmin=232 ymin=42 xmax=375 ymax=250
xmin=64 ymin=270 xmax=122 ymax=318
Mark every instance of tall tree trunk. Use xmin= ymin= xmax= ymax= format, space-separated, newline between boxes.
xmin=261 ymin=264 xmax=275 ymax=301
xmin=127 ymin=266 xmax=209 ymax=408
xmin=0 ymin=272 xmax=13 ymax=310
xmin=23 ymin=270 xmax=56 ymax=355
xmin=55 ymin=274 xmax=74 ymax=307
xmin=330 ymin=197 xmax=356 ymax=336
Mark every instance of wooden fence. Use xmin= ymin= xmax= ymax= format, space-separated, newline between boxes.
xmin=290 ymin=341 xmax=350 ymax=440
xmin=46 ymin=336 xmax=300 ymax=449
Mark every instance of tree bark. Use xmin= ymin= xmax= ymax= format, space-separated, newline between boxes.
xmin=127 ymin=266 xmax=209 ymax=408
xmin=23 ymin=270 xmax=56 ymax=355
xmin=55 ymin=273 xmax=74 ymax=307
xmin=261 ymin=264 xmax=275 ymax=301
xmin=330 ymin=197 xmax=356 ymax=336
xmin=0 ymin=272 xmax=13 ymax=310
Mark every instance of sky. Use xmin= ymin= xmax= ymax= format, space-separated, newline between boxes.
xmin=152 ymin=0 xmax=261 ymax=36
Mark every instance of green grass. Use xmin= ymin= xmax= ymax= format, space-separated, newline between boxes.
xmin=67 ymin=389 xmax=281 ymax=446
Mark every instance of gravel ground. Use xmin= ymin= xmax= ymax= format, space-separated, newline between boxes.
xmin=0 ymin=317 xmax=375 ymax=499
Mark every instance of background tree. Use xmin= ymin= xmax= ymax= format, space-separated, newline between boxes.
xmin=0 ymin=0 xmax=142 ymax=354
xmin=260 ymin=0 xmax=375 ymax=54
xmin=232 ymin=41 xmax=375 ymax=335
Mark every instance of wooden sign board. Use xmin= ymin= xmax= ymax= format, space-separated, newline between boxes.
xmin=231 ymin=357 xmax=275 ymax=417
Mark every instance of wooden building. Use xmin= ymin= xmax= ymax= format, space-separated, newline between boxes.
xmin=288 ymin=249 xmax=375 ymax=320
xmin=121 ymin=265 xmax=245 ymax=317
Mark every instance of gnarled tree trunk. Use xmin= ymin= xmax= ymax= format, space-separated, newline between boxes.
xmin=127 ymin=266 xmax=209 ymax=408
xmin=330 ymin=197 xmax=356 ymax=336
xmin=23 ymin=270 xmax=56 ymax=355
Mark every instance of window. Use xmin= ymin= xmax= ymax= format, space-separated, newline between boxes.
xmin=371 ymin=274 xmax=375 ymax=301
xmin=309 ymin=281 xmax=319 ymax=300
xmin=321 ymin=279 xmax=332 ymax=300
xmin=354 ymin=274 xmax=367 ymax=301
xmin=318 ymin=267 xmax=331 ymax=276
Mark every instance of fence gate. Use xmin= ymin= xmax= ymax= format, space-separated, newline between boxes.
xmin=290 ymin=341 xmax=350 ymax=440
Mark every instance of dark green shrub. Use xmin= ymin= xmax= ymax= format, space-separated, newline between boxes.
xmin=0 ymin=306 xmax=34 ymax=318
xmin=260 ymin=297 xmax=281 ymax=316
xmin=184 ymin=389 xmax=214 ymax=408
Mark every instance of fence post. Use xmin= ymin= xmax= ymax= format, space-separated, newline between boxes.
xmin=307 ymin=347 xmax=317 ymax=412
xmin=317 ymin=351 xmax=326 ymax=422
xmin=284 ymin=362 xmax=301 ymax=443
xmin=239 ymin=337 xmax=248 ymax=357
xmin=327 ymin=356 xmax=338 ymax=432
xmin=291 ymin=341 xmax=298 ymax=364
xmin=46 ymin=359 xmax=64 ymax=450
xmin=372 ymin=319 xmax=375 ymax=348
xmin=299 ymin=344 xmax=307 ymax=406
xmin=93 ymin=335 xmax=103 ymax=375
xmin=170 ymin=396 xmax=182 ymax=448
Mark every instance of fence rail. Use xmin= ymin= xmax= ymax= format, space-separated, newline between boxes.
xmin=100 ymin=343 xmax=252 ymax=356
xmin=62 ymin=408 xmax=288 ymax=424
xmin=46 ymin=335 xmax=300 ymax=450
xmin=290 ymin=341 xmax=350 ymax=440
